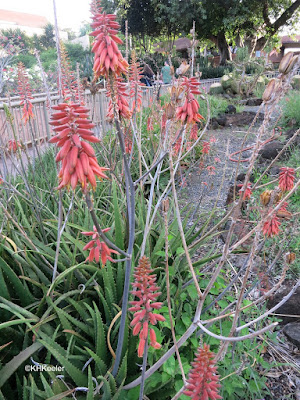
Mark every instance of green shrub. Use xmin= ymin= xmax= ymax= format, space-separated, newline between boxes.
xmin=221 ymin=74 xmax=232 ymax=90
xmin=291 ymin=75 xmax=300 ymax=90
xmin=280 ymin=90 xmax=300 ymax=127
xmin=209 ymin=82 xmax=224 ymax=95
xmin=200 ymin=65 xmax=233 ymax=79
xmin=40 ymin=48 xmax=57 ymax=71
xmin=11 ymin=54 xmax=37 ymax=69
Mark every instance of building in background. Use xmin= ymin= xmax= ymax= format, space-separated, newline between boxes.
xmin=0 ymin=9 xmax=68 ymax=40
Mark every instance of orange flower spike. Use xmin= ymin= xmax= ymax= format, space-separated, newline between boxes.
xmin=49 ymin=102 xmax=109 ymax=191
xmin=106 ymin=77 xmax=132 ymax=121
xmin=263 ymin=214 xmax=281 ymax=237
xmin=90 ymin=4 xmax=128 ymax=78
xmin=129 ymin=256 xmax=165 ymax=357
xmin=7 ymin=140 xmax=22 ymax=153
xmin=238 ymin=183 xmax=252 ymax=200
xmin=82 ymin=226 xmax=119 ymax=267
xmin=129 ymin=51 xmax=144 ymax=113
xmin=185 ymin=344 xmax=222 ymax=400
xmin=17 ymin=62 xmax=34 ymax=124
xmin=176 ymin=77 xmax=204 ymax=125
xmin=279 ymin=167 xmax=295 ymax=192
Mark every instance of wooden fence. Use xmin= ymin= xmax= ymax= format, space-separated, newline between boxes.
xmin=2 ymin=70 xmax=298 ymax=147
xmin=0 ymin=84 xmax=171 ymax=147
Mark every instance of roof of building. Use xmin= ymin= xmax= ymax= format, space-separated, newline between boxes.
xmin=281 ymin=35 xmax=300 ymax=44
xmin=0 ymin=9 xmax=48 ymax=29
xmin=154 ymin=37 xmax=199 ymax=53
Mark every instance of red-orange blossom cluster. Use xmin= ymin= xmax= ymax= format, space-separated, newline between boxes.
xmin=90 ymin=6 xmax=128 ymax=78
xmin=129 ymin=256 xmax=165 ymax=357
xmin=49 ymin=103 xmax=108 ymax=191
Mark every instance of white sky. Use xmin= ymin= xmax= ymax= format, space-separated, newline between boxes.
xmin=0 ymin=0 xmax=91 ymax=31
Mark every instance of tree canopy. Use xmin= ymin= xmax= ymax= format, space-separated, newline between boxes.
xmin=102 ymin=0 xmax=300 ymax=64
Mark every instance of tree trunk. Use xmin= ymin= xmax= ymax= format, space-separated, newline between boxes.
xmin=212 ymin=32 xmax=232 ymax=65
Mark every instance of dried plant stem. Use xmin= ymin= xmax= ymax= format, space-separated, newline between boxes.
xmin=110 ymin=79 xmax=136 ymax=374
xmin=169 ymin=153 xmax=203 ymax=298
xmin=253 ymin=128 xmax=300 ymax=190
xmin=197 ymin=320 xmax=278 ymax=342
xmin=139 ymin=339 xmax=148 ymax=400
xmin=163 ymin=202 xmax=186 ymax=384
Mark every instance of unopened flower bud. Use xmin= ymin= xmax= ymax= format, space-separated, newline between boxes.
xmin=262 ymin=79 xmax=279 ymax=102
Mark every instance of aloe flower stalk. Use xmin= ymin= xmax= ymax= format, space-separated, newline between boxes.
xmin=279 ymin=167 xmax=295 ymax=192
xmin=90 ymin=4 xmax=128 ymax=78
xmin=238 ymin=183 xmax=252 ymax=200
xmin=129 ymin=256 xmax=165 ymax=357
xmin=49 ymin=102 xmax=109 ymax=191
xmin=17 ymin=62 xmax=34 ymax=124
xmin=82 ymin=226 xmax=119 ymax=266
xmin=176 ymin=77 xmax=204 ymax=124
xmin=262 ymin=214 xmax=281 ymax=237
xmin=185 ymin=344 xmax=222 ymax=400
xmin=106 ymin=77 xmax=131 ymax=121
xmin=129 ymin=50 xmax=144 ymax=113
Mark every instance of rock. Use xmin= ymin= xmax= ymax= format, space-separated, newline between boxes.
xmin=283 ymin=323 xmax=300 ymax=349
xmin=269 ymin=166 xmax=280 ymax=176
xmin=258 ymin=141 xmax=288 ymax=161
xmin=284 ymin=128 xmax=300 ymax=147
xmin=225 ymin=105 xmax=236 ymax=114
xmin=220 ymin=218 xmax=252 ymax=249
xmin=236 ymin=172 xmax=255 ymax=183
xmin=215 ymin=115 xmax=227 ymax=126
xmin=209 ymin=82 xmax=224 ymax=95
xmin=210 ymin=119 xmax=221 ymax=129
xmin=246 ymin=98 xmax=263 ymax=106
xmin=267 ymin=287 xmax=300 ymax=324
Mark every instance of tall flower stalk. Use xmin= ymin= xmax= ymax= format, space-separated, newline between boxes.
xmin=129 ymin=256 xmax=165 ymax=357
xmin=185 ymin=344 xmax=221 ymax=400
xmin=49 ymin=102 xmax=108 ymax=191
xmin=90 ymin=1 xmax=135 ymax=376
xmin=17 ymin=62 xmax=34 ymax=124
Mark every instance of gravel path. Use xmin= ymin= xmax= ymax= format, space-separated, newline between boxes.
xmin=180 ymin=126 xmax=256 ymax=214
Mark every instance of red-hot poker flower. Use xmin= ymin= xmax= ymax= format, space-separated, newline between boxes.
xmin=129 ymin=50 xmax=144 ymax=113
xmin=190 ymin=124 xmax=199 ymax=141
xmin=82 ymin=226 xmax=119 ymax=266
xmin=124 ymin=127 xmax=133 ymax=154
xmin=263 ymin=213 xmax=281 ymax=237
xmin=176 ymin=77 xmax=204 ymax=124
xmin=173 ymin=137 xmax=182 ymax=156
xmin=60 ymin=43 xmax=84 ymax=103
xmin=202 ymin=141 xmax=210 ymax=154
xmin=184 ymin=344 xmax=222 ymax=400
xmin=147 ymin=117 xmax=153 ymax=132
xmin=49 ymin=102 xmax=109 ymax=191
xmin=7 ymin=139 xmax=22 ymax=153
xmin=106 ymin=77 xmax=131 ymax=121
xmin=238 ymin=183 xmax=252 ymax=200
xmin=17 ymin=62 xmax=34 ymax=123
xmin=279 ymin=167 xmax=295 ymax=191
xmin=90 ymin=3 xmax=128 ymax=78
xmin=129 ymin=256 xmax=165 ymax=358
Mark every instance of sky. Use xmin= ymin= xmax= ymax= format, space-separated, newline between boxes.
xmin=0 ymin=0 xmax=91 ymax=32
